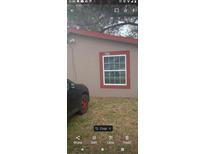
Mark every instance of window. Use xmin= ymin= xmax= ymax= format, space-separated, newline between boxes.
xmin=103 ymin=55 xmax=126 ymax=85
xmin=99 ymin=51 xmax=130 ymax=89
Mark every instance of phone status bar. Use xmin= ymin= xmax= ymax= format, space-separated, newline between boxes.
xmin=68 ymin=0 xmax=138 ymax=5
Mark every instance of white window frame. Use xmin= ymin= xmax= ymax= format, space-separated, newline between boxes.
xmin=102 ymin=54 xmax=127 ymax=86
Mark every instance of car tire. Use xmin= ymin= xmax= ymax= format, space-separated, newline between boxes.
xmin=79 ymin=94 xmax=89 ymax=114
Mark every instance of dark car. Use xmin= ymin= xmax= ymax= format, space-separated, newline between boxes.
xmin=67 ymin=79 xmax=89 ymax=118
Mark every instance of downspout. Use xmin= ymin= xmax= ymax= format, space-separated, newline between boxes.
xmin=68 ymin=35 xmax=77 ymax=81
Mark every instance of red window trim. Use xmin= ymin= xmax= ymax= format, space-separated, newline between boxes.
xmin=99 ymin=50 xmax=130 ymax=89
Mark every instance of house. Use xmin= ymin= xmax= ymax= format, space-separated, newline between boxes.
xmin=67 ymin=28 xmax=138 ymax=98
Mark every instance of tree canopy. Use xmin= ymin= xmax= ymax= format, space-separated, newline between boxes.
xmin=67 ymin=3 xmax=138 ymax=38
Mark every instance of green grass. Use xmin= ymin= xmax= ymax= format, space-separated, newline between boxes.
xmin=68 ymin=97 xmax=138 ymax=154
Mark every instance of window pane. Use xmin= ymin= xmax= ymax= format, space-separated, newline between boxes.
xmin=110 ymin=77 xmax=114 ymax=83
xmin=105 ymin=78 xmax=109 ymax=84
xmin=119 ymin=71 xmax=126 ymax=84
xmin=115 ymin=63 xmax=119 ymax=70
xmin=109 ymin=57 xmax=115 ymax=64
xmin=119 ymin=56 xmax=125 ymax=69
xmin=110 ymin=64 xmax=115 ymax=70
xmin=104 ymin=64 xmax=110 ymax=70
xmin=120 ymin=56 xmax=125 ymax=62
xmin=120 ymin=63 xmax=125 ymax=69
xmin=115 ymin=56 xmax=120 ymax=63
xmin=105 ymin=72 xmax=110 ymax=84
xmin=105 ymin=72 xmax=110 ymax=77
xmin=120 ymin=71 xmax=125 ymax=77
xmin=120 ymin=78 xmax=125 ymax=84
xmin=115 ymin=77 xmax=120 ymax=84
xmin=114 ymin=72 xmax=120 ymax=78
xmin=110 ymin=71 xmax=115 ymax=77
xmin=104 ymin=57 xmax=109 ymax=64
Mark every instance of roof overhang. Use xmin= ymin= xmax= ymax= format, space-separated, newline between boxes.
xmin=67 ymin=28 xmax=138 ymax=45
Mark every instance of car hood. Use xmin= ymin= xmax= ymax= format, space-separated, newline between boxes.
xmin=76 ymin=83 xmax=88 ymax=90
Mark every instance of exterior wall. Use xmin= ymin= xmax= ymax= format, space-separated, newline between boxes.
xmin=68 ymin=34 xmax=138 ymax=98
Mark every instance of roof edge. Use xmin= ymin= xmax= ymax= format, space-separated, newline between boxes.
xmin=67 ymin=28 xmax=138 ymax=45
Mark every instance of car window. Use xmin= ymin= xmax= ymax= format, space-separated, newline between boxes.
xmin=67 ymin=82 xmax=70 ymax=91
xmin=70 ymin=82 xmax=75 ymax=89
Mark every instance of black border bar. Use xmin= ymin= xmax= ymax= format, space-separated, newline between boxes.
xmin=68 ymin=0 xmax=138 ymax=5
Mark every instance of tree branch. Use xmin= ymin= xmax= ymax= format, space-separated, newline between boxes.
xmin=101 ymin=22 xmax=138 ymax=32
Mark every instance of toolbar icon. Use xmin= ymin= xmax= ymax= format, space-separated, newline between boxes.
xmin=81 ymin=148 xmax=84 ymax=151
xmin=124 ymin=8 xmax=128 ymax=13
xmin=125 ymin=135 xmax=129 ymax=141
xmin=121 ymin=147 xmax=125 ymax=151
xmin=76 ymin=136 xmax=81 ymax=140
xmin=92 ymin=136 xmax=96 ymax=140
xmin=132 ymin=8 xmax=137 ymax=13
xmin=108 ymin=136 xmax=113 ymax=140
xmin=114 ymin=8 xmax=120 ymax=13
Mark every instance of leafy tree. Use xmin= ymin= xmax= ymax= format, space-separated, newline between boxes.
xmin=67 ymin=2 xmax=138 ymax=38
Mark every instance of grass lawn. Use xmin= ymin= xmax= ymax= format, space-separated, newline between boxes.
xmin=68 ymin=97 xmax=138 ymax=154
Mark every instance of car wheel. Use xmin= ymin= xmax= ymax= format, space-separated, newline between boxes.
xmin=79 ymin=94 xmax=89 ymax=114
